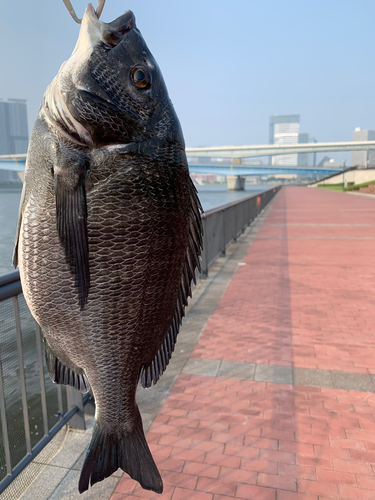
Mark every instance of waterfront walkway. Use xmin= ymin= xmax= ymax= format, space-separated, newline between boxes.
xmin=110 ymin=187 xmax=375 ymax=500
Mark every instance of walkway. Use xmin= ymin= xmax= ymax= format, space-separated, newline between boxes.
xmin=111 ymin=187 xmax=375 ymax=500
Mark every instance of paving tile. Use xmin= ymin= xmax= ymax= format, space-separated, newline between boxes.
xmin=276 ymin=492 xmax=318 ymax=500
xmin=316 ymin=469 xmax=356 ymax=485
xmin=196 ymin=477 xmax=236 ymax=496
xmin=48 ymin=469 xmax=119 ymax=500
xmin=339 ymin=485 xmax=375 ymax=500
xmin=217 ymin=360 xmax=255 ymax=380
xmin=235 ymin=483 xmax=276 ymax=499
xmin=258 ymin=473 xmax=297 ymax=491
xmin=331 ymin=371 xmax=375 ymax=392
xmin=293 ymin=367 xmax=333 ymax=388
xmin=20 ymin=465 xmax=69 ymax=500
xmin=254 ymin=364 xmax=293 ymax=384
xmin=182 ymin=358 xmax=221 ymax=377
xmin=172 ymin=487 xmax=213 ymax=500
xmin=297 ymin=478 xmax=339 ymax=498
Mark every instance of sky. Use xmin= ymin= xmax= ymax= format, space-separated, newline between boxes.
xmin=0 ymin=0 xmax=374 ymax=164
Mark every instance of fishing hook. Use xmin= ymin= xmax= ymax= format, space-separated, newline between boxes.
xmin=62 ymin=0 xmax=106 ymax=24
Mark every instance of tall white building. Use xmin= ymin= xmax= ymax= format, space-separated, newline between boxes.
xmin=0 ymin=98 xmax=28 ymax=155
xmin=351 ymin=128 xmax=375 ymax=167
xmin=269 ymin=115 xmax=300 ymax=166
xmin=0 ymin=98 xmax=28 ymax=182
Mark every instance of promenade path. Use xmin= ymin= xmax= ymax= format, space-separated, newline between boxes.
xmin=111 ymin=187 xmax=375 ymax=500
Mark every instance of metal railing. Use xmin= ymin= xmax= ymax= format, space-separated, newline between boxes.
xmin=0 ymin=273 xmax=91 ymax=494
xmin=0 ymin=184 xmax=280 ymax=495
xmin=200 ymin=185 xmax=281 ymax=276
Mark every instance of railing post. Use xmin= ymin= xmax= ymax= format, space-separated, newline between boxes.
xmin=221 ymin=210 xmax=226 ymax=257
xmin=0 ymin=356 xmax=12 ymax=476
xmin=35 ymin=323 xmax=49 ymax=436
xmin=13 ymin=296 xmax=31 ymax=455
xmin=200 ymin=218 xmax=209 ymax=278
xmin=66 ymin=387 xmax=86 ymax=430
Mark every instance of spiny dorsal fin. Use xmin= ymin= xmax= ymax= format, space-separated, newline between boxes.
xmin=140 ymin=177 xmax=203 ymax=388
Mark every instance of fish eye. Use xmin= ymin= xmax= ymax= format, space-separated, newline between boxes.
xmin=131 ymin=66 xmax=152 ymax=90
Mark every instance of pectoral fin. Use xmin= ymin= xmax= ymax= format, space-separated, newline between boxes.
xmin=54 ymin=158 xmax=90 ymax=309
xmin=13 ymin=184 xmax=27 ymax=268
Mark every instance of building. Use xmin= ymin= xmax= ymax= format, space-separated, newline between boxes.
xmin=297 ymin=132 xmax=309 ymax=167
xmin=351 ymin=128 xmax=375 ymax=167
xmin=0 ymin=98 xmax=29 ymax=182
xmin=269 ymin=115 xmax=300 ymax=166
xmin=318 ymin=156 xmax=340 ymax=168
xmin=269 ymin=114 xmax=313 ymax=167
xmin=0 ymin=99 xmax=29 ymax=155
xmin=308 ymin=137 xmax=317 ymax=167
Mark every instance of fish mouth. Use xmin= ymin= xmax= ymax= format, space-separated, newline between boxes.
xmin=42 ymin=5 xmax=137 ymax=148
xmin=84 ymin=3 xmax=136 ymax=49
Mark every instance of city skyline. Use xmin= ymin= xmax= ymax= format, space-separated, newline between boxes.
xmin=0 ymin=0 xmax=374 ymax=165
xmin=0 ymin=96 xmax=372 ymax=167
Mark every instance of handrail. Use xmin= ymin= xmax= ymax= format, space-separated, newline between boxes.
xmin=0 ymin=272 xmax=21 ymax=301
xmin=200 ymin=185 xmax=281 ymax=276
xmin=202 ymin=189 xmax=274 ymax=217
xmin=0 ymin=393 xmax=91 ymax=493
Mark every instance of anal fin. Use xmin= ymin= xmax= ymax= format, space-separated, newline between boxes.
xmin=44 ymin=339 xmax=90 ymax=394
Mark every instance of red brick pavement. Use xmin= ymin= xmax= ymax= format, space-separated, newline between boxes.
xmin=111 ymin=187 xmax=375 ymax=499
xmin=192 ymin=187 xmax=375 ymax=372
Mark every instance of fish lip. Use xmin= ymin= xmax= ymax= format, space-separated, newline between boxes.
xmin=83 ymin=4 xmax=136 ymax=48
xmin=86 ymin=3 xmax=98 ymax=18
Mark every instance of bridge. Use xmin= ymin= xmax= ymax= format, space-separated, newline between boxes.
xmin=185 ymin=140 xmax=375 ymax=158
xmin=2 ymin=139 xmax=375 ymax=170
xmin=188 ymin=164 xmax=342 ymax=177
xmin=0 ymin=154 xmax=26 ymax=172
xmin=2 ymin=139 xmax=374 ymax=190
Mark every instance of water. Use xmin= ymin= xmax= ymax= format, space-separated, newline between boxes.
xmin=197 ymin=184 xmax=270 ymax=211
xmin=0 ymin=184 xmax=270 ymax=276
xmin=0 ymin=187 xmax=22 ymax=276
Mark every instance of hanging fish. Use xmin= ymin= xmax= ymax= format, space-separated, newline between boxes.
xmin=14 ymin=1 xmax=202 ymax=494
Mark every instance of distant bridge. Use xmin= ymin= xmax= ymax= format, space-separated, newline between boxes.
xmin=0 ymin=154 xmax=342 ymax=178
xmin=186 ymin=140 xmax=375 ymax=158
xmin=0 ymin=154 xmax=26 ymax=172
xmin=2 ymin=138 xmax=375 ymax=169
xmin=188 ymin=165 xmax=342 ymax=176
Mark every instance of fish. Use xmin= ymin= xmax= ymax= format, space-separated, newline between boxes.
xmin=13 ymin=4 xmax=203 ymax=494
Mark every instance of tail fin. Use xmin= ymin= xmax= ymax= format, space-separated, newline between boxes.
xmin=78 ymin=407 xmax=163 ymax=494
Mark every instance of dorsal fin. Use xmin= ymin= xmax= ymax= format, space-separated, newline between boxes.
xmin=140 ymin=178 xmax=203 ymax=388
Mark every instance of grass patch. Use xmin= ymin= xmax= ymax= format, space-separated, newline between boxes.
xmin=317 ymin=184 xmax=344 ymax=191
xmin=317 ymin=180 xmax=375 ymax=192
xmin=344 ymin=179 xmax=375 ymax=191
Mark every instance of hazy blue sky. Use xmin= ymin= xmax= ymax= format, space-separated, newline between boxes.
xmin=0 ymin=0 xmax=374 ymax=164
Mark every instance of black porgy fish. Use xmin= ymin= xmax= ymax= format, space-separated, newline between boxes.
xmin=14 ymin=4 xmax=203 ymax=494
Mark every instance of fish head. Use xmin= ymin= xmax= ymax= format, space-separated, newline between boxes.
xmin=43 ymin=4 xmax=183 ymax=148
